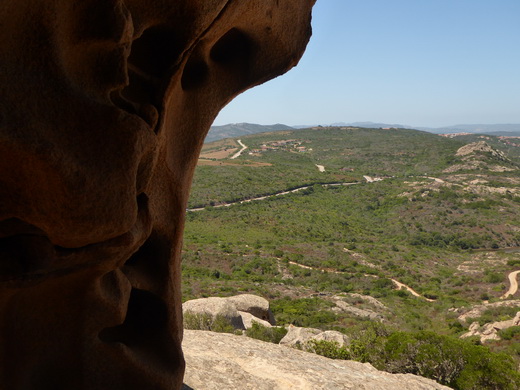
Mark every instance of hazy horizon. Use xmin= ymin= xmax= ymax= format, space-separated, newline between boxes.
xmin=212 ymin=121 xmax=520 ymax=129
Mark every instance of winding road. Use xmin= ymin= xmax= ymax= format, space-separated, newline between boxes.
xmin=188 ymin=182 xmax=358 ymax=212
xmin=287 ymin=261 xmax=435 ymax=302
xmin=230 ymin=139 xmax=248 ymax=159
xmin=501 ymin=270 xmax=520 ymax=299
xmin=390 ymin=279 xmax=435 ymax=302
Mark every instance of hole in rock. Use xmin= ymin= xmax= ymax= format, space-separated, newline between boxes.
xmin=0 ymin=219 xmax=55 ymax=278
xmin=98 ymin=288 xmax=168 ymax=346
xmin=115 ymin=26 xmax=183 ymax=131
xmin=181 ymin=59 xmax=209 ymax=91
xmin=123 ymin=230 xmax=170 ymax=287
xmin=210 ymin=28 xmax=252 ymax=64
xmin=128 ymin=26 xmax=182 ymax=77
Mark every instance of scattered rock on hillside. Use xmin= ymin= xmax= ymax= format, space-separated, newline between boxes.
xmin=457 ymin=299 xmax=520 ymax=322
xmin=332 ymin=301 xmax=384 ymax=321
xmin=345 ymin=293 xmax=389 ymax=310
xmin=331 ymin=295 xmax=386 ymax=322
xmin=444 ymin=141 xmax=516 ymax=173
xmin=461 ymin=311 xmax=520 ymax=342
xmin=182 ymin=330 xmax=450 ymax=390
xmin=455 ymin=141 xmax=510 ymax=161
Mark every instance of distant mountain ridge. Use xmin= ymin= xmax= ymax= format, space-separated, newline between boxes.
xmin=206 ymin=122 xmax=520 ymax=142
xmin=205 ymin=123 xmax=294 ymax=143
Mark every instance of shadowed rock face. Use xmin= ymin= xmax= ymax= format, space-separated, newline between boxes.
xmin=0 ymin=1 xmax=315 ymax=389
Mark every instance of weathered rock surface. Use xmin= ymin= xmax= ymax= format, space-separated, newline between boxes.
xmin=0 ymin=1 xmax=315 ymax=388
xmin=182 ymin=330 xmax=450 ymax=390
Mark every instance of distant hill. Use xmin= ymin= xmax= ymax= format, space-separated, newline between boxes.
xmin=296 ymin=122 xmax=520 ymax=135
xmin=291 ymin=121 xmax=414 ymax=129
xmin=205 ymin=123 xmax=294 ymax=143
xmin=293 ymin=121 xmax=415 ymax=129
xmin=207 ymin=122 xmax=520 ymax=142
xmin=426 ymin=124 xmax=520 ymax=135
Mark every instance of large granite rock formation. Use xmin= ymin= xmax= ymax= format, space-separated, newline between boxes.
xmin=0 ymin=1 xmax=315 ymax=389
xmin=182 ymin=330 xmax=451 ymax=390
xmin=183 ymin=294 xmax=276 ymax=330
xmin=183 ymin=297 xmax=247 ymax=330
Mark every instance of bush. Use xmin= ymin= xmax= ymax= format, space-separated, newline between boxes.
xmin=304 ymin=339 xmax=351 ymax=360
xmin=183 ymin=312 xmax=235 ymax=334
xmin=468 ymin=307 xmax=519 ymax=326
xmin=271 ymin=297 xmax=337 ymax=328
xmin=382 ymin=331 xmax=520 ymax=390
xmin=348 ymin=322 xmax=389 ymax=367
xmin=498 ymin=325 xmax=520 ymax=341
xmin=384 ymin=331 xmax=466 ymax=386
xmin=484 ymin=271 xmax=502 ymax=284
xmin=245 ymin=322 xmax=288 ymax=344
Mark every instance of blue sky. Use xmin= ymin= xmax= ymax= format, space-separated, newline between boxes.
xmin=213 ymin=0 xmax=520 ymax=128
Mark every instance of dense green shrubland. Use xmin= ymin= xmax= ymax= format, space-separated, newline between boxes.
xmin=183 ymin=127 xmax=520 ymax=385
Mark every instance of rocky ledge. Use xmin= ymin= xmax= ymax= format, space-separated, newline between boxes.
xmin=182 ymin=330 xmax=450 ymax=390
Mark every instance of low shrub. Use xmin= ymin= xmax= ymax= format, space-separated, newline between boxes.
xmin=245 ymin=322 xmax=288 ymax=344
xmin=304 ymin=339 xmax=351 ymax=360
xmin=183 ymin=312 xmax=235 ymax=334
xmin=382 ymin=331 xmax=520 ymax=390
xmin=498 ymin=325 xmax=520 ymax=341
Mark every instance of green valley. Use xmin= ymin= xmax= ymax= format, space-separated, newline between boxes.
xmin=182 ymin=126 xmax=520 ymax=386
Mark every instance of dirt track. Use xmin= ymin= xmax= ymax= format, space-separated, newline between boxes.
xmin=230 ymin=139 xmax=247 ymax=159
xmin=501 ymin=270 xmax=520 ymax=299
xmin=390 ymin=279 xmax=435 ymax=302
xmin=287 ymin=261 xmax=435 ymax=302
